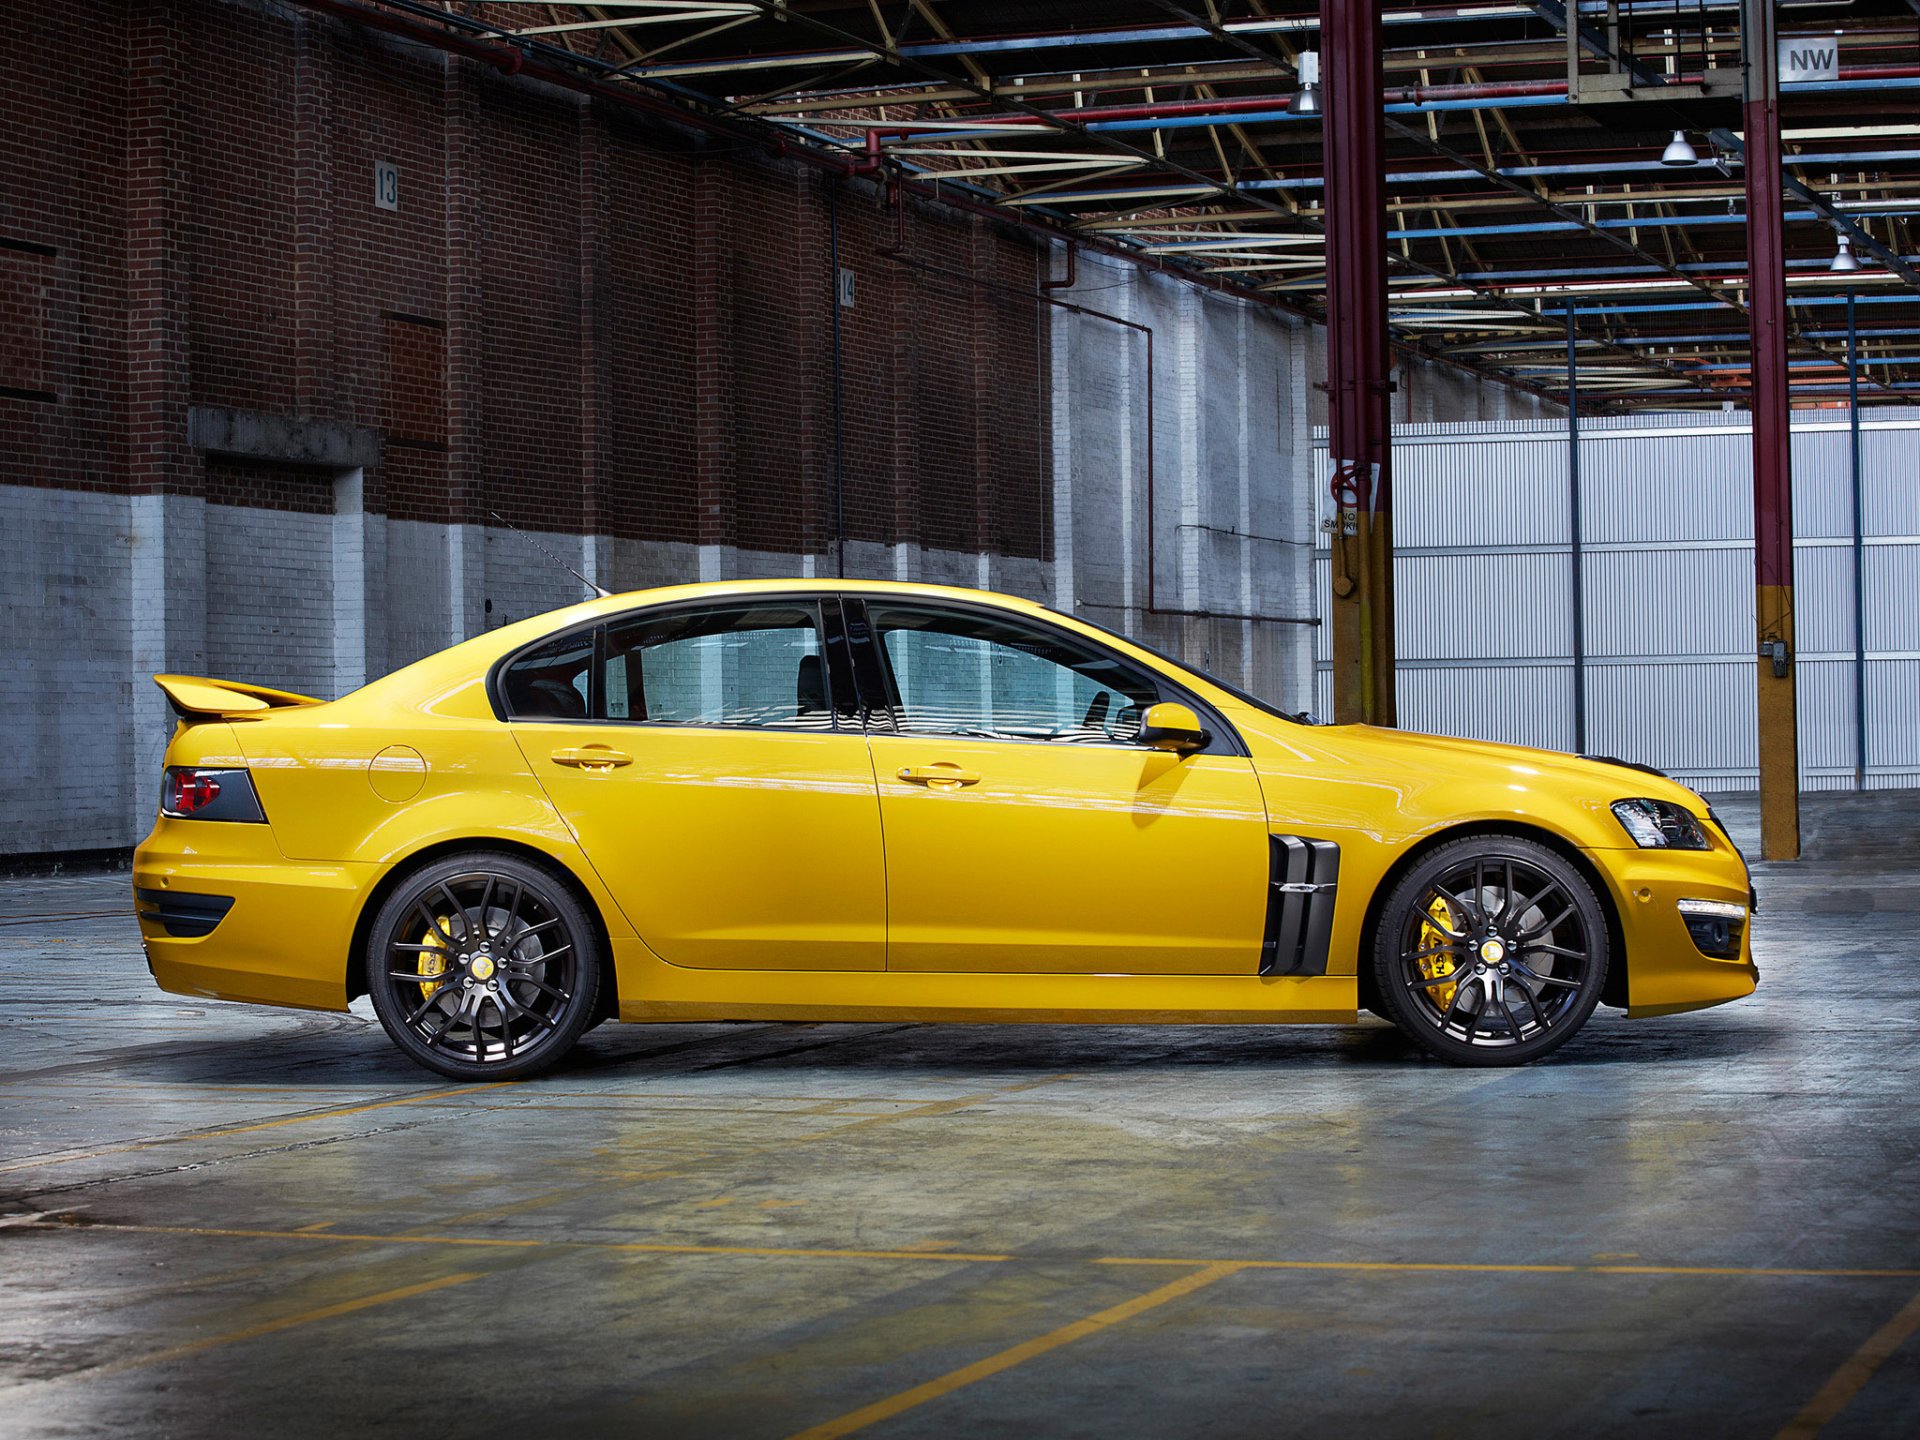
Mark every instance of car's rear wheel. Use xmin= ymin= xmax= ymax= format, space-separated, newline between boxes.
xmin=1371 ymin=835 xmax=1608 ymax=1066
xmin=366 ymin=853 xmax=601 ymax=1081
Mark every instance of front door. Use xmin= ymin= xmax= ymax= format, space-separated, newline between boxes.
xmin=507 ymin=599 xmax=885 ymax=971
xmin=856 ymin=600 xmax=1271 ymax=975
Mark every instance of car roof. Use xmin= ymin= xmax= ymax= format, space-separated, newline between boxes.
xmin=509 ymin=577 xmax=1063 ymax=643
xmin=586 ymin=577 xmax=1054 ymax=615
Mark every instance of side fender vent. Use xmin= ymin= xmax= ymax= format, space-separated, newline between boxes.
xmin=1262 ymin=836 xmax=1340 ymax=977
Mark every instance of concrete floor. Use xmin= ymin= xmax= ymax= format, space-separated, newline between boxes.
xmin=3 ymin=792 xmax=1918 ymax=1439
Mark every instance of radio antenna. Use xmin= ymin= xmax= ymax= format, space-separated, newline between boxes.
xmin=488 ymin=511 xmax=611 ymax=599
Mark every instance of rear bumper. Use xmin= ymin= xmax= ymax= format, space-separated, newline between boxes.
xmin=133 ymin=819 xmax=375 ymax=1012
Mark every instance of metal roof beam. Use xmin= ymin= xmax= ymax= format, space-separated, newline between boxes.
xmin=1526 ymin=0 xmax=1920 ymax=293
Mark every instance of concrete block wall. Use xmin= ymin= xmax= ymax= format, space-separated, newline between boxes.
xmin=204 ymin=506 xmax=337 ymax=702
xmin=0 ymin=487 xmax=133 ymax=854
xmin=1044 ymin=257 xmax=1328 ymax=718
xmin=1044 ymin=253 xmax=1559 ymax=719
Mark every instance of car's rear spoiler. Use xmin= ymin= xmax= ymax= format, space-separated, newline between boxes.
xmin=154 ymin=674 xmax=325 ymax=719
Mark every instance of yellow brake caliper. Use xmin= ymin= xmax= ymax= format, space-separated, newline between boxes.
xmin=416 ymin=917 xmax=453 ymax=999
xmin=1415 ymin=897 xmax=1458 ymax=1010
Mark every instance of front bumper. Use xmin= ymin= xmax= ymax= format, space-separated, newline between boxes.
xmin=133 ymin=818 xmax=375 ymax=1011
xmin=1596 ymin=844 xmax=1759 ymax=1017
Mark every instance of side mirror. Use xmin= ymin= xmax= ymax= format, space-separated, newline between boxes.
xmin=1138 ymin=701 xmax=1207 ymax=754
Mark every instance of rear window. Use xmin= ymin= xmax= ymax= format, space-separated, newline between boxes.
xmin=604 ymin=605 xmax=830 ymax=730
xmin=499 ymin=630 xmax=594 ymax=720
xmin=498 ymin=603 xmax=835 ymax=730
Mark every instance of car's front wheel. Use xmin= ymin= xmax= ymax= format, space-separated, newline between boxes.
xmin=1371 ymin=835 xmax=1609 ymax=1066
xmin=366 ymin=852 xmax=601 ymax=1081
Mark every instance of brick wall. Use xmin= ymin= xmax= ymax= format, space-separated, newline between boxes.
xmin=2 ymin=0 xmax=1047 ymax=548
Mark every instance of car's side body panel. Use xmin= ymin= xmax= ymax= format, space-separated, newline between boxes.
xmin=511 ymin=721 xmax=888 ymax=971
xmin=133 ymin=578 xmax=1756 ymax=1031
xmin=867 ymin=735 xmax=1270 ymax=975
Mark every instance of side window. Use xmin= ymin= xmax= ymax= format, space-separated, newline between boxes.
xmin=866 ymin=604 xmax=1161 ymax=743
xmin=500 ymin=629 xmax=595 ymax=720
xmin=604 ymin=604 xmax=832 ymax=731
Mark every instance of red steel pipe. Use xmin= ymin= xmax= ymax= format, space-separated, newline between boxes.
xmin=1746 ymin=66 xmax=1794 ymax=598
xmin=1322 ymin=0 xmax=1397 ymax=726
xmin=1742 ymin=0 xmax=1801 ymax=859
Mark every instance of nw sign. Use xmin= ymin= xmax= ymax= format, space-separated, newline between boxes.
xmin=1779 ymin=35 xmax=1840 ymax=84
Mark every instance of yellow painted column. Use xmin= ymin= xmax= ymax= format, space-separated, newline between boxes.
xmin=1756 ymin=583 xmax=1800 ymax=861
xmin=1329 ymin=507 xmax=1396 ymax=727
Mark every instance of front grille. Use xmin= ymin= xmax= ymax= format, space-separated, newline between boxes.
xmin=136 ymin=888 xmax=235 ymax=939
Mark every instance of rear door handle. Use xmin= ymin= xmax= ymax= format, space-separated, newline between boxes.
xmin=551 ymin=746 xmax=633 ymax=771
xmin=897 ymin=764 xmax=981 ymax=788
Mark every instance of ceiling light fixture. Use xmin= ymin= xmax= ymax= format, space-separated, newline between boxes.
xmin=1661 ymin=130 xmax=1700 ymax=166
xmin=1830 ymin=233 xmax=1863 ymax=273
xmin=1292 ymin=50 xmax=1321 ymax=116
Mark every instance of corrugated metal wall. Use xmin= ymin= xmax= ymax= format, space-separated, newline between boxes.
xmin=1313 ymin=408 xmax=1920 ymax=792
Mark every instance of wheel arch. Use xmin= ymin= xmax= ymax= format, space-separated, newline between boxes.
xmin=345 ymin=837 xmax=620 ymax=1022
xmin=1356 ymin=819 xmax=1629 ymax=1015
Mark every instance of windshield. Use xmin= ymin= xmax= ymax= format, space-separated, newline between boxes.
xmin=1052 ymin=609 xmax=1317 ymax=725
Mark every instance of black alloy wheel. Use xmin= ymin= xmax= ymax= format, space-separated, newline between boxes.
xmin=1371 ymin=835 xmax=1609 ymax=1066
xmin=366 ymin=852 xmax=601 ymax=1081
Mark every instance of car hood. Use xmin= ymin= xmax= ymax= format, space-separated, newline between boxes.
xmin=1228 ymin=713 xmax=1708 ymax=814
xmin=1333 ymin=724 xmax=1705 ymax=805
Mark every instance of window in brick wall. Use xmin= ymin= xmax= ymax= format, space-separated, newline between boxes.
xmin=0 ymin=242 xmax=55 ymax=403
xmin=383 ymin=312 xmax=447 ymax=449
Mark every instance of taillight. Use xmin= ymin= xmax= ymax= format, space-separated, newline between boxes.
xmin=160 ymin=767 xmax=266 ymax=823
xmin=166 ymin=771 xmax=221 ymax=814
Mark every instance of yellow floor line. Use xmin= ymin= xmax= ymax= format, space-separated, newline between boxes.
xmin=784 ymin=1262 xmax=1243 ymax=1440
xmin=32 ymin=1220 xmax=1920 ymax=1281
xmin=14 ymin=1272 xmax=483 ymax=1387
xmin=1101 ymin=1257 xmax=1920 ymax=1279
xmin=34 ymin=1220 xmax=1012 ymax=1265
xmin=1773 ymin=1287 xmax=1920 ymax=1438
xmin=0 ymin=1082 xmax=518 ymax=1175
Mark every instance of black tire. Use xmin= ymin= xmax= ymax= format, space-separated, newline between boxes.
xmin=366 ymin=852 xmax=602 ymax=1081
xmin=1371 ymin=835 xmax=1608 ymax=1067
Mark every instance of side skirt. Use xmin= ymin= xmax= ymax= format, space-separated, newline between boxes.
xmin=608 ymin=940 xmax=1357 ymax=1025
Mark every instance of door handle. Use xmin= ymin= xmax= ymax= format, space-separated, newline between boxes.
xmin=897 ymin=764 xmax=981 ymax=788
xmin=551 ymin=746 xmax=633 ymax=771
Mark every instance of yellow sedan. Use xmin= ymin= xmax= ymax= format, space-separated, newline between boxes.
xmin=133 ymin=580 xmax=1756 ymax=1079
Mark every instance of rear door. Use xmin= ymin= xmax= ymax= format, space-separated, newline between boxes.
xmin=506 ymin=598 xmax=886 ymax=971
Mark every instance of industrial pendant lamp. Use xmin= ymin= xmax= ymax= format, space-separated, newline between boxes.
xmin=1830 ymin=233 xmax=1863 ymax=273
xmin=1291 ymin=50 xmax=1321 ymax=116
xmin=1661 ymin=130 xmax=1699 ymax=166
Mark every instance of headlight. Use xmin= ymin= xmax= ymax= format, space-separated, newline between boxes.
xmin=1611 ymin=798 xmax=1711 ymax=850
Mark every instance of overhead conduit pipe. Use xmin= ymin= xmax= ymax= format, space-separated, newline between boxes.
xmin=909 ymin=63 xmax=1920 ymax=134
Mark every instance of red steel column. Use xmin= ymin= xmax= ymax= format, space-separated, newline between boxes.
xmin=1322 ymin=0 xmax=1397 ymax=726
xmin=1743 ymin=0 xmax=1800 ymax=859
